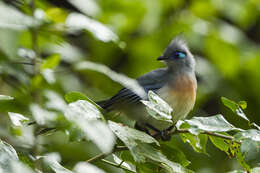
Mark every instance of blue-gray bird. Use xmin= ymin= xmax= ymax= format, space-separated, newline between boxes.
xmin=98 ymin=36 xmax=197 ymax=140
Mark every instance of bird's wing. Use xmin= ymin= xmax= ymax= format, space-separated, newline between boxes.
xmin=99 ymin=68 xmax=169 ymax=110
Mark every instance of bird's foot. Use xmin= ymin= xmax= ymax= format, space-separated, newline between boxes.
xmin=145 ymin=124 xmax=174 ymax=141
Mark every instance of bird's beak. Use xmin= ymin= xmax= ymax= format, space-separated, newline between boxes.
xmin=157 ymin=56 xmax=168 ymax=61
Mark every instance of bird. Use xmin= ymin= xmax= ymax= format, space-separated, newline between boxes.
xmin=98 ymin=36 xmax=197 ymax=140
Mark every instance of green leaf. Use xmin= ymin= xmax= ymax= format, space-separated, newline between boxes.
xmin=221 ymin=97 xmax=249 ymax=122
xmin=236 ymin=150 xmax=250 ymax=172
xmin=141 ymin=91 xmax=173 ymax=122
xmin=112 ymin=154 xmax=136 ymax=172
xmin=41 ymin=54 xmax=61 ymax=70
xmin=64 ymin=92 xmax=100 ymax=110
xmin=74 ymin=61 xmax=146 ymax=98
xmin=180 ymin=133 xmax=208 ymax=154
xmin=234 ymin=129 xmax=260 ymax=142
xmin=238 ymin=101 xmax=247 ymax=109
xmin=8 ymin=112 xmax=29 ymax=126
xmin=0 ymin=95 xmax=13 ymax=101
xmin=66 ymin=13 xmax=118 ymax=43
xmin=65 ymin=100 xmax=115 ymax=153
xmin=181 ymin=114 xmax=240 ymax=133
xmin=43 ymin=153 xmax=74 ymax=173
xmin=74 ymin=162 xmax=106 ymax=173
xmin=133 ymin=143 xmax=193 ymax=173
xmin=209 ymin=136 xmax=230 ymax=154
xmin=108 ymin=121 xmax=159 ymax=162
xmin=160 ymin=144 xmax=190 ymax=167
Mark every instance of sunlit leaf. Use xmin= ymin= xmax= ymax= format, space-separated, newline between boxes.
xmin=43 ymin=153 xmax=74 ymax=173
xmin=66 ymin=13 xmax=118 ymax=42
xmin=0 ymin=95 xmax=13 ymax=100
xmin=64 ymin=92 xmax=101 ymax=110
xmin=221 ymin=97 xmax=249 ymax=121
xmin=108 ymin=121 xmax=159 ymax=162
xmin=8 ymin=112 xmax=29 ymax=126
xmin=75 ymin=61 xmax=146 ymax=98
xmin=73 ymin=162 xmax=106 ymax=173
xmin=180 ymin=133 xmax=208 ymax=154
xmin=41 ymin=54 xmax=61 ymax=70
xmin=209 ymin=136 xmax=230 ymax=154
xmin=65 ymin=100 xmax=115 ymax=153
xmin=141 ymin=91 xmax=173 ymax=122
xmin=180 ymin=114 xmax=240 ymax=133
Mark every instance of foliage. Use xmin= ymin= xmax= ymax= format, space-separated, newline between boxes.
xmin=0 ymin=0 xmax=260 ymax=173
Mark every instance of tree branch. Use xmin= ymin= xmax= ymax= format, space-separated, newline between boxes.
xmin=101 ymin=159 xmax=136 ymax=173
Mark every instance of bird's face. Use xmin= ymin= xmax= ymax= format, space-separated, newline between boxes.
xmin=157 ymin=36 xmax=195 ymax=70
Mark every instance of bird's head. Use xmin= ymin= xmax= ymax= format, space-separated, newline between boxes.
xmin=157 ymin=36 xmax=195 ymax=71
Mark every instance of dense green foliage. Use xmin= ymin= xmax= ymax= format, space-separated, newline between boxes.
xmin=0 ymin=0 xmax=260 ymax=173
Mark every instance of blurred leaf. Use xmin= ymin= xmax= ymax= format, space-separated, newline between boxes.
xmin=41 ymin=69 xmax=56 ymax=84
xmin=0 ymin=2 xmax=39 ymax=30
xmin=8 ymin=112 xmax=29 ymax=126
xmin=252 ymin=123 xmax=260 ymax=130
xmin=43 ymin=153 xmax=74 ymax=173
xmin=30 ymin=104 xmax=57 ymax=125
xmin=75 ymin=61 xmax=146 ymax=98
xmin=141 ymin=91 xmax=173 ymax=122
xmin=234 ymin=129 xmax=260 ymax=142
xmin=68 ymin=0 xmax=100 ymax=17
xmin=133 ymin=143 xmax=193 ymax=173
xmin=41 ymin=54 xmax=61 ymax=70
xmin=73 ymin=162 xmax=106 ymax=173
xmin=108 ymin=121 xmax=159 ymax=162
xmin=65 ymin=100 xmax=115 ymax=153
xmin=160 ymin=144 xmax=190 ymax=167
xmin=46 ymin=8 xmax=68 ymax=23
xmin=45 ymin=90 xmax=67 ymax=112
xmin=251 ymin=167 xmax=260 ymax=173
xmin=0 ymin=95 xmax=13 ymax=100
xmin=66 ymin=13 xmax=118 ymax=42
xmin=136 ymin=162 xmax=158 ymax=173
xmin=180 ymin=133 xmax=208 ymax=154
xmin=221 ymin=97 xmax=249 ymax=122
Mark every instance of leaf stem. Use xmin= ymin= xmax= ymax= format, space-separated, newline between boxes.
xmin=101 ymin=159 xmax=136 ymax=173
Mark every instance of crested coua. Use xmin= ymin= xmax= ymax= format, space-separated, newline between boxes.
xmin=99 ymin=36 xmax=197 ymax=140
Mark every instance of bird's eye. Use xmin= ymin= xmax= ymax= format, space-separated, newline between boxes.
xmin=174 ymin=51 xmax=186 ymax=59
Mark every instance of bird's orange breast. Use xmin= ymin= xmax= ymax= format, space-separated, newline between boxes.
xmin=158 ymin=74 xmax=197 ymax=122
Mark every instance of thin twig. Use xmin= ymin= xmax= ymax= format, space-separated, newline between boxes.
xmin=86 ymin=145 xmax=128 ymax=163
xmin=101 ymin=159 xmax=136 ymax=173
xmin=171 ymin=129 xmax=241 ymax=144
